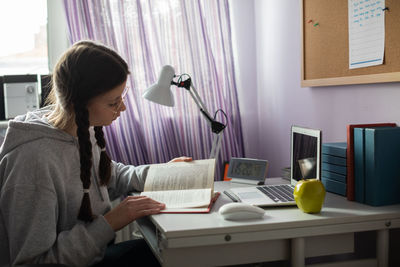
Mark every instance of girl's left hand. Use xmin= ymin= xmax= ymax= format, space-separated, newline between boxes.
xmin=168 ymin=156 xmax=192 ymax=163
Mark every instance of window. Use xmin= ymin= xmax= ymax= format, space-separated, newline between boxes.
xmin=0 ymin=0 xmax=48 ymax=75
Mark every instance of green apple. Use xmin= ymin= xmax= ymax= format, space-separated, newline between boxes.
xmin=293 ymin=179 xmax=326 ymax=213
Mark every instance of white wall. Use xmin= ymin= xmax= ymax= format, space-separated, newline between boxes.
xmin=231 ymin=0 xmax=400 ymax=177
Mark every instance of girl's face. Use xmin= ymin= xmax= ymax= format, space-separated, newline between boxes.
xmin=87 ymin=80 xmax=128 ymax=126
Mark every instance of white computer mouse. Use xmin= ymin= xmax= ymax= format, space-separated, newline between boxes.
xmin=219 ymin=202 xmax=265 ymax=220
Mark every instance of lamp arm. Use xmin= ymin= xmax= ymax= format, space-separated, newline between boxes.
xmin=175 ymin=76 xmax=226 ymax=134
xmin=187 ymin=84 xmax=213 ymax=122
xmin=189 ymin=84 xmax=226 ymax=134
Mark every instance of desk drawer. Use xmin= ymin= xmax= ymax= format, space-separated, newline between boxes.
xmin=305 ymin=233 xmax=354 ymax=257
xmin=153 ymin=233 xmax=354 ymax=267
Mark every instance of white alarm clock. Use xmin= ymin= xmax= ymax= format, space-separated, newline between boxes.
xmin=227 ymin=158 xmax=269 ymax=185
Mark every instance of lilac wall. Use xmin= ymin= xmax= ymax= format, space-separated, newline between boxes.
xmin=231 ymin=0 xmax=400 ymax=177
xmin=230 ymin=0 xmax=259 ymax=159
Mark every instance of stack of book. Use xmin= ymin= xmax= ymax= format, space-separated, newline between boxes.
xmin=321 ymin=142 xmax=347 ymax=196
xmin=346 ymin=123 xmax=396 ymax=201
xmin=353 ymin=126 xmax=400 ymax=206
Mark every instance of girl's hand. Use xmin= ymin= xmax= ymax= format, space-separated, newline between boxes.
xmin=168 ymin=156 xmax=192 ymax=163
xmin=104 ymin=196 xmax=165 ymax=231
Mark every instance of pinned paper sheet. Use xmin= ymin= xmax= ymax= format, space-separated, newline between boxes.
xmin=348 ymin=0 xmax=385 ymax=69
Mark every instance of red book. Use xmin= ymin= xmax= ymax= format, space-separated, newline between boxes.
xmin=346 ymin=123 xmax=396 ymax=201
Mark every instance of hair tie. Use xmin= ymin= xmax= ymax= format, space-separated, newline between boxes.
xmin=83 ymin=189 xmax=90 ymax=193
xmin=101 ymin=148 xmax=106 ymax=152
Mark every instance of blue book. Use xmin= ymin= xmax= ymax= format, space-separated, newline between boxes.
xmin=354 ymin=126 xmax=395 ymax=204
xmin=353 ymin=128 xmax=366 ymax=203
xmin=321 ymin=170 xmax=346 ymax=183
xmin=322 ymin=154 xmax=346 ymax=166
xmin=322 ymin=162 xmax=346 ymax=175
xmin=321 ymin=177 xmax=346 ymax=196
xmin=322 ymin=142 xmax=347 ymax=157
xmin=364 ymin=127 xmax=400 ymax=206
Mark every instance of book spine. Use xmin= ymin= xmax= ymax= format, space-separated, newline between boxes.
xmin=321 ymin=162 xmax=346 ymax=175
xmin=364 ymin=129 xmax=378 ymax=206
xmin=353 ymin=128 xmax=365 ymax=203
xmin=365 ymin=128 xmax=400 ymax=206
xmin=346 ymin=125 xmax=355 ymax=200
xmin=321 ymin=177 xmax=346 ymax=196
xmin=321 ymin=170 xmax=346 ymax=183
xmin=322 ymin=144 xmax=347 ymax=157
xmin=322 ymin=154 xmax=346 ymax=166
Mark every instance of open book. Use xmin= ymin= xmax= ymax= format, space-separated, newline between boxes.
xmin=140 ymin=158 xmax=219 ymax=213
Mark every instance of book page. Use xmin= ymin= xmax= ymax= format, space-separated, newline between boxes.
xmin=140 ymin=188 xmax=212 ymax=209
xmin=348 ymin=0 xmax=385 ymax=69
xmin=143 ymin=159 xmax=215 ymax=192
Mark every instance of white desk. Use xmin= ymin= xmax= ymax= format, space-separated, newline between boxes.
xmin=135 ymin=179 xmax=400 ymax=267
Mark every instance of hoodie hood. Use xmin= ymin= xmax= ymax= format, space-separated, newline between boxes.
xmin=0 ymin=106 xmax=77 ymax=157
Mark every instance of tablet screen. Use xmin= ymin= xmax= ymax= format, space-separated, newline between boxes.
xmin=291 ymin=126 xmax=321 ymax=185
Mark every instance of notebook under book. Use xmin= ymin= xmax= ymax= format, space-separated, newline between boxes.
xmin=226 ymin=126 xmax=321 ymax=206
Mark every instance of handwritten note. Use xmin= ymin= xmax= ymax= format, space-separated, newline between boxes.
xmin=348 ymin=0 xmax=385 ymax=69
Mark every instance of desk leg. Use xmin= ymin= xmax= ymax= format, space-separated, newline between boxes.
xmin=377 ymin=229 xmax=389 ymax=267
xmin=291 ymin=237 xmax=305 ymax=267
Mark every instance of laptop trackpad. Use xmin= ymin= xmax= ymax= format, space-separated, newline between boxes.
xmin=237 ymin=191 xmax=264 ymax=199
xmin=232 ymin=189 xmax=275 ymax=205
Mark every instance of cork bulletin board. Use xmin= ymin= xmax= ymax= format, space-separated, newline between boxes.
xmin=301 ymin=0 xmax=400 ymax=87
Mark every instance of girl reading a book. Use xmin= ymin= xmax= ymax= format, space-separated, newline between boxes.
xmin=0 ymin=40 xmax=191 ymax=267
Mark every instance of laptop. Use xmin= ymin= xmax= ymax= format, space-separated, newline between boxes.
xmin=225 ymin=125 xmax=322 ymax=207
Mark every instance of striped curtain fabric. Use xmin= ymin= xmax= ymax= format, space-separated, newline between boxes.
xmin=62 ymin=0 xmax=244 ymax=180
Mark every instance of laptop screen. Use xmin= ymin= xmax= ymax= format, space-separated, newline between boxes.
xmin=290 ymin=126 xmax=321 ymax=185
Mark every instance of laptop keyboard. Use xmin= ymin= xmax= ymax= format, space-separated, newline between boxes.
xmin=256 ymin=184 xmax=295 ymax=203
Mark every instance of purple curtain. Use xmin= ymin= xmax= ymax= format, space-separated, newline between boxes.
xmin=62 ymin=0 xmax=244 ymax=180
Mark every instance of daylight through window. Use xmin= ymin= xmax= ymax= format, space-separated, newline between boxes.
xmin=0 ymin=0 xmax=48 ymax=75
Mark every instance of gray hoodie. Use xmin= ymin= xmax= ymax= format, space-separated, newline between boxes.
xmin=0 ymin=107 xmax=149 ymax=266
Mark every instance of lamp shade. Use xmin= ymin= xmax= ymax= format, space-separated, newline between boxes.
xmin=142 ymin=65 xmax=176 ymax=107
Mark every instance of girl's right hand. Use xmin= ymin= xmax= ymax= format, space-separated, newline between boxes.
xmin=104 ymin=196 xmax=165 ymax=231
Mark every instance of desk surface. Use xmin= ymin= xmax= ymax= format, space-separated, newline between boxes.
xmin=144 ymin=178 xmax=400 ymax=245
